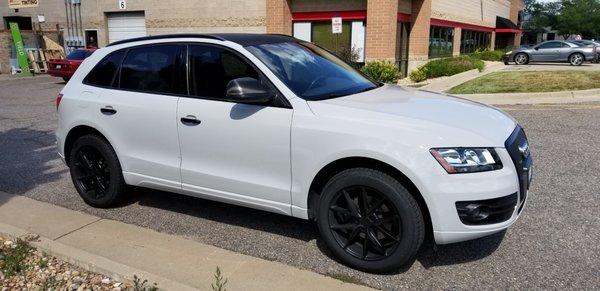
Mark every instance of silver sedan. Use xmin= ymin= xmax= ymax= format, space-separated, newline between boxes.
xmin=504 ymin=40 xmax=597 ymax=66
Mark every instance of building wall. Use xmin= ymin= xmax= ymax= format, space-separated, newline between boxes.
xmin=431 ymin=0 xmax=511 ymax=27
xmin=291 ymin=0 xmax=366 ymax=12
xmin=0 ymin=30 xmax=60 ymax=74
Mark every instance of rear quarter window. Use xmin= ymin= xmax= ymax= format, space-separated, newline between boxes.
xmin=83 ymin=51 xmax=125 ymax=87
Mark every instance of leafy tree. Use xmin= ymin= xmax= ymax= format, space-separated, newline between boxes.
xmin=556 ymin=0 xmax=600 ymax=39
xmin=522 ymin=0 xmax=561 ymax=33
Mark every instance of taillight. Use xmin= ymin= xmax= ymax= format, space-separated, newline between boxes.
xmin=56 ymin=93 xmax=63 ymax=110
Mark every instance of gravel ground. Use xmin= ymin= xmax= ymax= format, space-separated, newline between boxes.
xmin=0 ymin=235 xmax=132 ymax=290
xmin=0 ymin=76 xmax=599 ymax=290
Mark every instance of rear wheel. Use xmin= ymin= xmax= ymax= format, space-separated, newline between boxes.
xmin=69 ymin=134 xmax=126 ymax=208
xmin=514 ymin=53 xmax=529 ymax=65
xmin=569 ymin=53 xmax=584 ymax=66
xmin=316 ymin=168 xmax=424 ymax=273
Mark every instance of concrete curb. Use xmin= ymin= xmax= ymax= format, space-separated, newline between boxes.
xmin=453 ymin=88 xmax=600 ymax=105
xmin=0 ymin=192 xmax=374 ymax=291
xmin=0 ymin=222 xmax=197 ymax=291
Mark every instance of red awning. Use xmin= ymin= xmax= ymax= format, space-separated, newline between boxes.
xmin=495 ymin=28 xmax=522 ymax=33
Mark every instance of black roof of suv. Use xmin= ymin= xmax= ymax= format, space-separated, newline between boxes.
xmin=107 ymin=33 xmax=296 ymax=47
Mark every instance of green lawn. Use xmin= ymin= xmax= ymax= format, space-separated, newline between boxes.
xmin=448 ymin=71 xmax=600 ymax=94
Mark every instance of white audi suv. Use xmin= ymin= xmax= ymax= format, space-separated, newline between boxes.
xmin=56 ymin=34 xmax=532 ymax=273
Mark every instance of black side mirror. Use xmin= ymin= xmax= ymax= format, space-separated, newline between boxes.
xmin=226 ymin=77 xmax=274 ymax=105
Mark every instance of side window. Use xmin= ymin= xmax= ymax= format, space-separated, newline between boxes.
xmin=188 ymin=45 xmax=260 ymax=100
xmin=538 ymin=42 xmax=561 ymax=49
xmin=84 ymin=50 xmax=125 ymax=87
xmin=120 ymin=45 xmax=181 ymax=94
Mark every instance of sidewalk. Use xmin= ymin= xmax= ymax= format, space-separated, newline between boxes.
xmin=0 ymin=191 xmax=372 ymax=291
xmin=452 ymin=88 xmax=600 ymax=105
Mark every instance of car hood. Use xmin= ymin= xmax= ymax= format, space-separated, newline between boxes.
xmin=307 ymin=85 xmax=517 ymax=147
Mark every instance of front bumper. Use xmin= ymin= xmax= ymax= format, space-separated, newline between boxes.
xmin=430 ymin=126 xmax=532 ymax=244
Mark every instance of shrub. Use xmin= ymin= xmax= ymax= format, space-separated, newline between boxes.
xmin=409 ymin=67 xmax=428 ymax=83
xmin=470 ymin=49 xmax=505 ymax=61
xmin=360 ymin=61 xmax=401 ymax=84
xmin=409 ymin=56 xmax=485 ymax=82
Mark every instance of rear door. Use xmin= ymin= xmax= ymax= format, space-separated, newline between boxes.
xmin=84 ymin=44 xmax=186 ymax=187
xmin=176 ymin=44 xmax=293 ymax=213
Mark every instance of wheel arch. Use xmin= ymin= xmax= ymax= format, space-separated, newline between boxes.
xmin=306 ymin=156 xmax=433 ymax=234
xmin=64 ymin=125 xmax=110 ymax=167
xmin=513 ymin=52 xmax=530 ymax=62
xmin=568 ymin=51 xmax=585 ymax=61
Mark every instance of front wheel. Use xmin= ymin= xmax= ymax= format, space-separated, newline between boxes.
xmin=69 ymin=134 xmax=126 ymax=208
xmin=316 ymin=168 xmax=424 ymax=273
xmin=569 ymin=53 xmax=584 ymax=66
xmin=514 ymin=53 xmax=529 ymax=65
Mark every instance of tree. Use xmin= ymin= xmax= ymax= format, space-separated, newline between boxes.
xmin=556 ymin=0 xmax=600 ymax=39
xmin=522 ymin=0 xmax=561 ymax=33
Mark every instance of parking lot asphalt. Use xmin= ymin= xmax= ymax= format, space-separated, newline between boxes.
xmin=0 ymin=75 xmax=598 ymax=290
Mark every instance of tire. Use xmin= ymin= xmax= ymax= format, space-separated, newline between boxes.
xmin=569 ymin=53 xmax=584 ymax=66
xmin=62 ymin=77 xmax=70 ymax=82
xmin=316 ymin=168 xmax=424 ymax=273
xmin=514 ymin=53 xmax=529 ymax=65
xmin=68 ymin=134 xmax=126 ymax=208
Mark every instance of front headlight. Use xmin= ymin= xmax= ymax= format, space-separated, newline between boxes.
xmin=430 ymin=148 xmax=503 ymax=174
xmin=505 ymin=51 xmax=513 ymax=55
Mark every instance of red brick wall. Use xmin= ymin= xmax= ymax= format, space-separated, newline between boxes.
xmin=408 ymin=0 xmax=431 ymax=65
xmin=365 ymin=0 xmax=399 ymax=61
xmin=266 ymin=0 xmax=292 ymax=35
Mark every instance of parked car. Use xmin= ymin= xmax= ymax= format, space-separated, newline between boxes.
xmin=572 ymin=40 xmax=600 ymax=63
xmin=47 ymin=48 xmax=96 ymax=82
xmin=56 ymin=34 xmax=533 ymax=273
xmin=503 ymin=40 xmax=597 ymax=66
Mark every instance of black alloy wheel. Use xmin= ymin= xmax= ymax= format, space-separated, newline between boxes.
xmin=72 ymin=145 xmax=111 ymax=199
xmin=317 ymin=168 xmax=424 ymax=273
xmin=69 ymin=134 xmax=126 ymax=208
xmin=328 ymin=186 xmax=401 ymax=261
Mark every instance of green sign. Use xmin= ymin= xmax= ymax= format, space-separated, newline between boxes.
xmin=9 ymin=22 xmax=32 ymax=76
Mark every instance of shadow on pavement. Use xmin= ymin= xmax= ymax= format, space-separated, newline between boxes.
xmin=121 ymin=185 xmax=505 ymax=272
xmin=0 ymin=127 xmax=67 ymax=195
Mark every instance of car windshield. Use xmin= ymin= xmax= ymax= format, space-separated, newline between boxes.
xmin=246 ymin=41 xmax=378 ymax=101
xmin=66 ymin=49 xmax=92 ymax=60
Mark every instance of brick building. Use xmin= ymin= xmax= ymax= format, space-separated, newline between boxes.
xmin=1 ymin=0 xmax=522 ymax=75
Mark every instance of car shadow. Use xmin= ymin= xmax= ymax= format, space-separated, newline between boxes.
xmin=0 ymin=127 xmax=68 ymax=197
xmin=119 ymin=186 xmax=505 ymax=272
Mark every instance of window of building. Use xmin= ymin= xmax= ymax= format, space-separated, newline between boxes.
xmin=460 ymin=29 xmax=491 ymax=54
xmin=84 ymin=51 xmax=125 ymax=87
xmin=293 ymin=20 xmax=366 ymax=63
xmin=429 ymin=26 xmax=454 ymax=58
xmin=188 ymin=45 xmax=260 ymax=100
xmin=3 ymin=16 xmax=32 ymax=30
xmin=120 ymin=45 xmax=182 ymax=94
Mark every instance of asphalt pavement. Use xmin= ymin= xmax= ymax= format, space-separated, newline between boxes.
xmin=0 ymin=75 xmax=598 ymax=290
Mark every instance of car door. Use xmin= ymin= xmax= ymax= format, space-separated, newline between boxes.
xmin=531 ymin=41 xmax=561 ymax=61
xmin=177 ymin=44 xmax=293 ymax=213
xmin=557 ymin=42 xmax=575 ymax=61
xmin=88 ymin=44 xmax=185 ymax=187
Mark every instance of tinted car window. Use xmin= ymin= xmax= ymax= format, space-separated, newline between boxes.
xmin=538 ymin=42 xmax=562 ymax=49
xmin=188 ymin=45 xmax=260 ymax=99
xmin=67 ymin=49 xmax=93 ymax=60
xmin=84 ymin=51 xmax=125 ymax=87
xmin=120 ymin=45 xmax=180 ymax=94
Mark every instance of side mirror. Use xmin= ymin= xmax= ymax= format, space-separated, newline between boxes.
xmin=226 ymin=77 xmax=274 ymax=105
xmin=534 ymin=47 xmax=539 ymax=51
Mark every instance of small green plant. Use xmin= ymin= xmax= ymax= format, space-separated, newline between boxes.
xmin=409 ymin=56 xmax=485 ymax=82
xmin=38 ymin=257 xmax=48 ymax=268
xmin=132 ymin=274 xmax=159 ymax=291
xmin=0 ymin=238 xmax=32 ymax=277
xmin=360 ymin=60 xmax=401 ymax=84
xmin=211 ymin=266 xmax=228 ymax=291
xmin=470 ymin=49 xmax=506 ymax=61
xmin=409 ymin=67 xmax=428 ymax=83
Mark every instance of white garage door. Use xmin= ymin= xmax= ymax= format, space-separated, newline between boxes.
xmin=107 ymin=12 xmax=147 ymax=44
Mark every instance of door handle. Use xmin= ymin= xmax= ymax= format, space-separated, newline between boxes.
xmin=100 ymin=106 xmax=117 ymax=115
xmin=180 ymin=115 xmax=201 ymax=126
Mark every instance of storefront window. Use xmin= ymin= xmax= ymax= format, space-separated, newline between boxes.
xmin=293 ymin=20 xmax=365 ymax=64
xmin=429 ymin=26 xmax=454 ymax=58
xmin=460 ymin=29 xmax=491 ymax=54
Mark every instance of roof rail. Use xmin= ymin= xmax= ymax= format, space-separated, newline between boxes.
xmin=106 ymin=34 xmax=226 ymax=47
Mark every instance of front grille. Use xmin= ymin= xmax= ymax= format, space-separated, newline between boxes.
xmin=504 ymin=125 xmax=533 ymax=212
xmin=456 ymin=193 xmax=518 ymax=225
